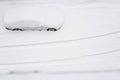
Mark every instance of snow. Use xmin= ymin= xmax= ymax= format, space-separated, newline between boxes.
xmin=1 ymin=3 xmax=120 ymax=47
xmin=97 ymin=0 xmax=120 ymax=2
xmin=0 ymin=0 xmax=120 ymax=80
xmin=4 ymin=5 xmax=64 ymax=29
xmin=0 ymin=0 xmax=94 ymax=5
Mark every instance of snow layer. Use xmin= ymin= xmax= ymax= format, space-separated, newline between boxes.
xmin=4 ymin=5 xmax=64 ymax=29
xmin=0 ymin=1 xmax=120 ymax=63
xmin=0 ymin=3 xmax=120 ymax=46
xmin=0 ymin=1 xmax=120 ymax=80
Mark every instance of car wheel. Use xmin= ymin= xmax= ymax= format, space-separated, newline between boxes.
xmin=47 ymin=28 xmax=57 ymax=31
xmin=12 ymin=28 xmax=24 ymax=31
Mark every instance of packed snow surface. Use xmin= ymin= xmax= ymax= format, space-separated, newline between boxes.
xmin=0 ymin=1 xmax=120 ymax=80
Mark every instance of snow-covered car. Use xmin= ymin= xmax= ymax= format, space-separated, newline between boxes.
xmin=4 ymin=6 xmax=64 ymax=31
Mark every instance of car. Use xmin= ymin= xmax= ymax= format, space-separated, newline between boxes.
xmin=4 ymin=5 xmax=64 ymax=31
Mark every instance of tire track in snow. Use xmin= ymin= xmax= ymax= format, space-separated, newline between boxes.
xmin=0 ymin=30 xmax=120 ymax=48
xmin=0 ymin=48 xmax=119 ymax=65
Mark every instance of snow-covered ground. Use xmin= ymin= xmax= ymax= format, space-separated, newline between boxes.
xmin=0 ymin=0 xmax=120 ymax=80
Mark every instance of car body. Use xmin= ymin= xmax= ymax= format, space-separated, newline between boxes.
xmin=4 ymin=5 xmax=64 ymax=31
